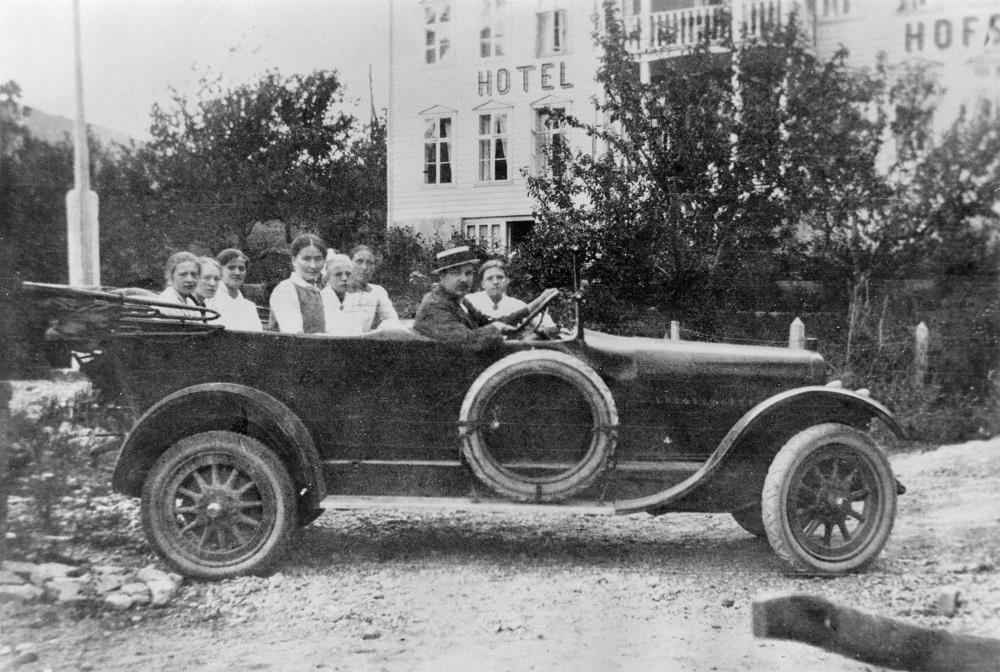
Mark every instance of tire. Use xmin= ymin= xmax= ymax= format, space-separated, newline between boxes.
xmin=731 ymin=504 xmax=766 ymax=538
xmin=459 ymin=350 xmax=618 ymax=502
xmin=762 ymin=423 xmax=897 ymax=574
xmin=141 ymin=431 xmax=297 ymax=579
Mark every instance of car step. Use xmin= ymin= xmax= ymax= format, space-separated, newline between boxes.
xmin=320 ymin=495 xmax=616 ymax=516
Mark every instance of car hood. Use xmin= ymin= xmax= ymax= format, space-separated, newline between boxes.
xmin=580 ymin=329 xmax=826 ymax=385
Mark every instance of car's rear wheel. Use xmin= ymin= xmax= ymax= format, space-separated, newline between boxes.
xmin=141 ymin=431 xmax=296 ymax=579
xmin=762 ymin=423 xmax=896 ymax=574
xmin=731 ymin=504 xmax=766 ymax=538
xmin=459 ymin=350 xmax=618 ymax=502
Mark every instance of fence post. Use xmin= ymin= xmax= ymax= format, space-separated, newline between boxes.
xmin=788 ymin=317 xmax=805 ymax=349
xmin=664 ymin=320 xmax=681 ymax=340
xmin=914 ymin=321 xmax=929 ymax=387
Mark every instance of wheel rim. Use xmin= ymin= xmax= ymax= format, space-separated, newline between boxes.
xmin=479 ymin=372 xmax=597 ymax=484
xmin=787 ymin=445 xmax=884 ymax=563
xmin=160 ymin=452 xmax=277 ymax=566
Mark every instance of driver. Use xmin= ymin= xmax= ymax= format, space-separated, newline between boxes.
xmin=413 ymin=246 xmax=554 ymax=351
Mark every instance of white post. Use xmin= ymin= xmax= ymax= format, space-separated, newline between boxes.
xmin=67 ymin=0 xmax=100 ymax=287
xmin=914 ymin=322 xmax=929 ymax=387
xmin=671 ymin=320 xmax=680 ymax=341
xmin=788 ymin=317 xmax=805 ymax=349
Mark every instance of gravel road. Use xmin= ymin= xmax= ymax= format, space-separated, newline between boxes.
xmin=2 ymin=437 xmax=998 ymax=672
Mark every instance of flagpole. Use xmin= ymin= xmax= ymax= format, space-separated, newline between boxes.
xmin=67 ymin=0 xmax=100 ymax=287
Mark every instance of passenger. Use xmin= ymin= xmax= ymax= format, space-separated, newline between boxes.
xmin=466 ymin=259 xmax=558 ymax=336
xmin=194 ymin=257 xmax=222 ymax=305
xmin=349 ymin=244 xmax=399 ymax=331
xmin=413 ymin=246 xmax=556 ymax=350
xmin=211 ymin=248 xmax=263 ymax=332
xmin=158 ymin=251 xmax=202 ymax=317
xmin=268 ymin=234 xmax=328 ymax=334
xmin=321 ymin=253 xmax=365 ymax=336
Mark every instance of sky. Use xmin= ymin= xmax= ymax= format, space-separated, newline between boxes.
xmin=0 ymin=0 xmax=390 ymax=139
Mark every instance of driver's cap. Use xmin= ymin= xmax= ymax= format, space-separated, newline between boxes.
xmin=434 ymin=246 xmax=480 ymax=273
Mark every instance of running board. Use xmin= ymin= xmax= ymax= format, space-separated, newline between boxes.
xmin=320 ymin=495 xmax=616 ymax=516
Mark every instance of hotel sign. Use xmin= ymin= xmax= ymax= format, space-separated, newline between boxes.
xmin=478 ymin=62 xmax=574 ymax=96
xmin=905 ymin=12 xmax=1000 ymax=52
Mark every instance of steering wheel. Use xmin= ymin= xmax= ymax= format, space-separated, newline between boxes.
xmin=509 ymin=288 xmax=561 ymax=335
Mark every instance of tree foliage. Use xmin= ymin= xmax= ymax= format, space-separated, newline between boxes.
xmin=520 ymin=3 xmax=1000 ymax=326
xmin=140 ymin=69 xmax=383 ymax=255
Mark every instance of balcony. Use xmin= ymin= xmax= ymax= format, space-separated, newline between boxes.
xmin=622 ymin=1 xmax=813 ymax=56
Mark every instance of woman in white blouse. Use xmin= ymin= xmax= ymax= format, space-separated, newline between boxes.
xmin=268 ymin=234 xmax=328 ymax=334
xmin=349 ymin=245 xmax=399 ymax=331
xmin=321 ymin=254 xmax=367 ymax=336
xmin=210 ymin=249 xmax=263 ymax=332
xmin=157 ymin=251 xmax=202 ymax=318
xmin=465 ymin=259 xmax=557 ymax=335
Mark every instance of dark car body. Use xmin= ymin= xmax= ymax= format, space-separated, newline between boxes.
xmin=23 ymin=282 xmax=903 ymax=578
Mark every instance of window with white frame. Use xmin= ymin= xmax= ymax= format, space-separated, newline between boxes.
xmin=479 ymin=0 xmax=506 ymax=58
xmin=533 ymin=107 xmax=567 ymax=175
xmin=465 ymin=221 xmax=503 ymax=247
xmin=820 ymin=0 xmax=852 ymax=19
xmin=478 ymin=113 xmax=508 ymax=182
xmin=424 ymin=1 xmax=452 ymax=64
xmin=536 ymin=9 xmax=568 ymax=57
xmin=423 ymin=117 xmax=452 ymax=184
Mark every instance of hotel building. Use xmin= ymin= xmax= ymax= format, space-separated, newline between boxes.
xmin=387 ymin=0 xmax=1000 ymax=246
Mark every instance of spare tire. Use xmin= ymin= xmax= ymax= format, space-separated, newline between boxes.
xmin=459 ymin=350 xmax=618 ymax=502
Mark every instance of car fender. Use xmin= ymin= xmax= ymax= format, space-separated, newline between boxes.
xmin=615 ymin=387 xmax=902 ymax=515
xmin=112 ymin=383 xmax=326 ymax=515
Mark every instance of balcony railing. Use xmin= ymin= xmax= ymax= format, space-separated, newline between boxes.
xmin=623 ymin=1 xmax=810 ymax=54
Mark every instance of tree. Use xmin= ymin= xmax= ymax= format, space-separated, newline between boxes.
xmin=519 ymin=4 xmax=926 ymax=326
xmin=1 ymin=80 xmax=73 ymax=285
xmin=141 ymin=69 xmax=382 ymax=255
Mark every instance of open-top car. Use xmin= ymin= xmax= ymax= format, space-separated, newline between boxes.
xmin=22 ymin=280 xmax=904 ymax=579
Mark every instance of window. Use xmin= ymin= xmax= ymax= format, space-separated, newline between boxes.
xmin=479 ymin=0 xmax=506 ymax=58
xmin=478 ymin=113 xmax=508 ymax=181
xmin=536 ymin=9 xmax=568 ymax=57
xmin=465 ymin=222 xmax=503 ymax=246
xmin=533 ymin=107 xmax=567 ymax=175
xmin=424 ymin=1 xmax=452 ymax=64
xmin=423 ymin=117 xmax=452 ymax=184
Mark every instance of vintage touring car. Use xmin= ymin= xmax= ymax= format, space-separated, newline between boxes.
xmin=23 ymin=281 xmax=904 ymax=579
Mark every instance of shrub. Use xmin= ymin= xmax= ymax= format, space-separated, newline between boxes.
xmin=2 ymin=389 xmax=141 ymax=555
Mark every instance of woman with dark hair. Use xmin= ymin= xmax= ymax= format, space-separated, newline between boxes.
xmin=211 ymin=248 xmax=263 ymax=332
xmin=268 ymin=234 xmax=328 ymax=334
xmin=349 ymin=244 xmax=398 ymax=331
xmin=158 ymin=251 xmax=202 ymax=317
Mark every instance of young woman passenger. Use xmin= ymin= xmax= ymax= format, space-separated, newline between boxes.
xmin=349 ymin=244 xmax=398 ymax=331
xmin=465 ymin=259 xmax=557 ymax=333
xmin=194 ymin=257 xmax=222 ymax=305
xmin=158 ymin=251 xmax=202 ymax=317
xmin=268 ymin=234 xmax=328 ymax=334
xmin=211 ymin=248 xmax=263 ymax=332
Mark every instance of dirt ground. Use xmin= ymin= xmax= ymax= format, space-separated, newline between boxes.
xmin=2 ymin=436 xmax=999 ymax=672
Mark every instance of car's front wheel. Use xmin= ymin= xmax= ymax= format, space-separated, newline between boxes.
xmin=762 ymin=423 xmax=896 ymax=574
xmin=141 ymin=431 xmax=297 ymax=579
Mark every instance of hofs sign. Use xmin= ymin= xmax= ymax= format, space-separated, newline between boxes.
xmin=905 ymin=13 xmax=1000 ymax=52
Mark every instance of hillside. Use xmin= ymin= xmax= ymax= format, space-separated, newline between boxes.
xmin=20 ymin=107 xmax=135 ymax=149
